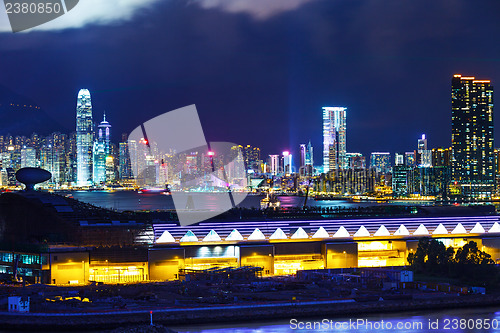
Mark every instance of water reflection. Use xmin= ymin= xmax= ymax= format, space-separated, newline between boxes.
xmin=172 ymin=307 xmax=500 ymax=332
xmin=65 ymin=191 xmax=430 ymax=212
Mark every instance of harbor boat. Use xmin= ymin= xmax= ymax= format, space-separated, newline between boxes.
xmin=261 ymin=192 xmax=281 ymax=210
xmin=137 ymin=187 xmax=171 ymax=194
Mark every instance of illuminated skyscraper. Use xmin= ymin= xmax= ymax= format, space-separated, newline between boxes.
xmin=417 ymin=134 xmax=432 ymax=167
xmin=119 ymin=139 xmax=132 ymax=180
xmin=269 ymin=155 xmax=279 ymax=175
xmin=300 ymin=141 xmax=313 ymax=167
xmin=299 ymin=141 xmax=314 ymax=176
xmin=451 ymin=74 xmax=494 ymax=197
xmin=242 ymin=145 xmax=260 ymax=170
xmin=76 ymin=89 xmax=94 ymax=186
xmin=93 ymin=112 xmax=111 ymax=185
xmin=323 ymin=107 xmax=347 ymax=172
xmin=282 ymin=151 xmax=292 ymax=175
xmin=98 ymin=112 xmax=111 ymax=155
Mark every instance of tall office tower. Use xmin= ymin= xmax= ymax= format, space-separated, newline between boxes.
xmin=128 ymin=139 xmax=138 ymax=181
xmin=241 ymin=145 xmax=261 ymax=173
xmin=93 ymin=141 xmax=106 ymax=185
xmin=282 ymin=151 xmax=292 ymax=175
xmin=300 ymin=144 xmax=306 ymax=168
xmin=119 ymin=141 xmax=132 ymax=180
xmin=66 ymin=132 xmax=77 ymax=184
xmin=299 ymin=141 xmax=314 ymax=167
xmin=451 ymin=74 xmax=494 ymax=197
xmin=105 ymin=156 xmax=115 ymax=182
xmin=76 ymin=89 xmax=94 ymax=187
xmin=97 ymin=112 xmax=111 ymax=155
xmin=392 ymin=165 xmax=411 ymax=197
xmin=299 ymin=141 xmax=314 ymax=176
xmin=322 ymin=106 xmax=347 ymax=172
xmin=370 ymin=152 xmax=391 ymax=174
xmin=93 ymin=113 xmax=111 ymax=185
xmin=269 ymin=155 xmax=279 ymax=175
xmin=418 ymin=134 xmax=427 ymax=151
xmin=417 ymin=134 xmax=432 ymax=167
xmin=40 ymin=143 xmax=63 ymax=184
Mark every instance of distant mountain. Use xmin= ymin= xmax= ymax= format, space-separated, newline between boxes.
xmin=0 ymin=84 xmax=66 ymax=136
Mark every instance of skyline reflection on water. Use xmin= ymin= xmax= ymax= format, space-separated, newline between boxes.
xmin=65 ymin=191 xmax=425 ymax=212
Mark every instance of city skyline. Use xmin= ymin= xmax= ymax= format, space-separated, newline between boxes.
xmin=1 ymin=1 xmax=500 ymax=159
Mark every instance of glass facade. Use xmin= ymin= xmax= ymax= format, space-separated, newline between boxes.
xmin=322 ymin=107 xmax=347 ymax=172
xmin=76 ymin=89 xmax=94 ymax=187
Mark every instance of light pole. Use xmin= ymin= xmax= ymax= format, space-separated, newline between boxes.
xmin=343 ymin=251 xmax=347 ymax=268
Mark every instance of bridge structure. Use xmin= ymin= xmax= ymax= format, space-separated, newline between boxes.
xmin=149 ymin=215 xmax=500 ymax=279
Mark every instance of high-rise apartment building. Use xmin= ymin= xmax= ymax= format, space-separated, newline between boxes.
xmin=20 ymin=147 xmax=36 ymax=168
xmin=242 ymin=145 xmax=261 ymax=171
xmin=76 ymin=89 xmax=94 ymax=187
xmin=451 ymin=74 xmax=494 ymax=197
xmin=323 ymin=106 xmax=347 ymax=172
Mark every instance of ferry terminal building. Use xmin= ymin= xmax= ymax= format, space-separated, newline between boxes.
xmin=3 ymin=193 xmax=500 ymax=284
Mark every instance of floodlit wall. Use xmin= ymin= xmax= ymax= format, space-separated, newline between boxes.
xmin=274 ymin=242 xmax=324 ymax=275
xmin=50 ymin=251 xmax=89 ymax=285
xmin=149 ymin=248 xmax=185 ymax=280
xmin=184 ymin=245 xmax=239 ymax=271
xmin=358 ymin=240 xmax=406 ymax=267
xmin=88 ymin=262 xmax=148 ymax=283
xmin=240 ymin=245 xmax=274 ymax=275
xmin=324 ymin=242 xmax=358 ymax=269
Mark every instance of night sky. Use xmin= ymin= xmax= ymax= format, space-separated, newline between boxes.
xmin=1 ymin=0 xmax=500 ymax=161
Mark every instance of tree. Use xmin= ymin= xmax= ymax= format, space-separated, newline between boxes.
xmin=408 ymin=238 xmax=453 ymax=273
xmin=408 ymin=239 xmax=498 ymax=286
